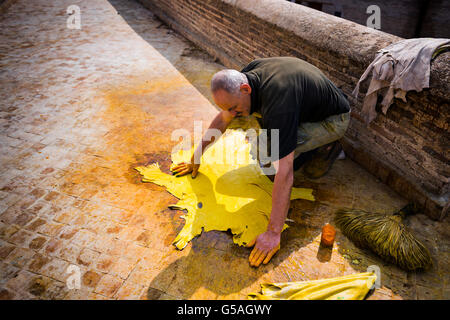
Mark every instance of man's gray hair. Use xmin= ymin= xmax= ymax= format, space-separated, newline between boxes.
xmin=211 ymin=69 xmax=248 ymax=95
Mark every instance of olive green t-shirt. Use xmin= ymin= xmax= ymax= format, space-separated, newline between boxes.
xmin=241 ymin=57 xmax=350 ymax=160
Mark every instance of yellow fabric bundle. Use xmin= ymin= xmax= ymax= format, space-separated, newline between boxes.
xmin=248 ymin=272 xmax=377 ymax=300
xmin=135 ymin=129 xmax=315 ymax=249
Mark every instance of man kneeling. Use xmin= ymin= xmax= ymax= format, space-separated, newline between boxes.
xmin=171 ymin=57 xmax=350 ymax=267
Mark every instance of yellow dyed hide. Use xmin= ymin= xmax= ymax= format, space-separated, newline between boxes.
xmin=248 ymin=272 xmax=377 ymax=300
xmin=135 ymin=129 xmax=315 ymax=249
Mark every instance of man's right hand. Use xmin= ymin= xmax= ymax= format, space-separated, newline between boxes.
xmin=170 ymin=161 xmax=200 ymax=178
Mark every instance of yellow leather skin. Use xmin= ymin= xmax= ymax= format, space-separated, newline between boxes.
xmin=136 ymin=129 xmax=315 ymax=249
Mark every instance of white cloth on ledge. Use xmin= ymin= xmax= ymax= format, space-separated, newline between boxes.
xmin=352 ymin=38 xmax=450 ymax=125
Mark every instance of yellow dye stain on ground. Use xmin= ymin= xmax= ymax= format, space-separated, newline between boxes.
xmin=136 ymin=129 xmax=315 ymax=249
xmin=57 ymin=74 xmax=217 ymax=210
xmin=100 ymin=76 xmax=192 ymax=159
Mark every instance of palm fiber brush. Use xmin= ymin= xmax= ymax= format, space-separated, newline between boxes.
xmin=334 ymin=203 xmax=432 ymax=271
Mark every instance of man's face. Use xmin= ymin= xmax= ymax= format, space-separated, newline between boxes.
xmin=212 ymin=84 xmax=252 ymax=118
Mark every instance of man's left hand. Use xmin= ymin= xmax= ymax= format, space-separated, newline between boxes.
xmin=246 ymin=230 xmax=281 ymax=267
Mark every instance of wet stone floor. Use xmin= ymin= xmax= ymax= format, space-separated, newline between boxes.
xmin=0 ymin=0 xmax=448 ymax=300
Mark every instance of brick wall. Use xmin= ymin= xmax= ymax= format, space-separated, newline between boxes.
xmin=420 ymin=0 xmax=450 ymax=38
xmin=137 ymin=0 xmax=449 ymax=220
xmin=304 ymin=0 xmax=421 ymax=39
xmin=292 ymin=0 xmax=450 ymax=39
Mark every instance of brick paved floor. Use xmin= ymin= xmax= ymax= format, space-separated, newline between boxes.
xmin=0 ymin=0 xmax=448 ymax=300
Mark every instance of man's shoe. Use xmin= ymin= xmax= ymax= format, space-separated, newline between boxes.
xmin=293 ymin=148 xmax=318 ymax=171
xmin=303 ymin=141 xmax=343 ymax=179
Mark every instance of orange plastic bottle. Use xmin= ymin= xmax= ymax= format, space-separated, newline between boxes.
xmin=321 ymin=223 xmax=336 ymax=247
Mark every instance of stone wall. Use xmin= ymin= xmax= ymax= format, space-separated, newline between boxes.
xmin=137 ymin=0 xmax=449 ymax=220
xmin=420 ymin=0 xmax=450 ymax=38
xmin=292 ymin=0 xmax=450 ymax=39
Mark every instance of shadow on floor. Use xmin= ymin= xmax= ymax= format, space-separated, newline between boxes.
xmin=145 ymin=224 xmax=323 ymax=299
xmin=138 ymin=162 xmax=323 ymax=299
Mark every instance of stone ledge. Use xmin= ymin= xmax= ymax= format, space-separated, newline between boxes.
xmin=226 ymin=0 xmax=449 ymax=100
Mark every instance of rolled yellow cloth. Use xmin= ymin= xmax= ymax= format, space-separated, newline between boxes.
xmin=248 ymin=272 xmax=377 ymax=300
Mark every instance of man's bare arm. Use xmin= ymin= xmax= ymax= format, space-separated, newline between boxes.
xmin=247 ymin=151 xmax=294 ymax=267
xmin=267 ymin=151 xmax=294 ymax=234
xmin=171 ymin=110 xmax=234 ymax=177
xmin=196 ymin=110 xmax=234 ymax=152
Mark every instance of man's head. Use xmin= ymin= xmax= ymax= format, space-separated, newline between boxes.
xmin=211 ymin=69 xmax=252 ymax=118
